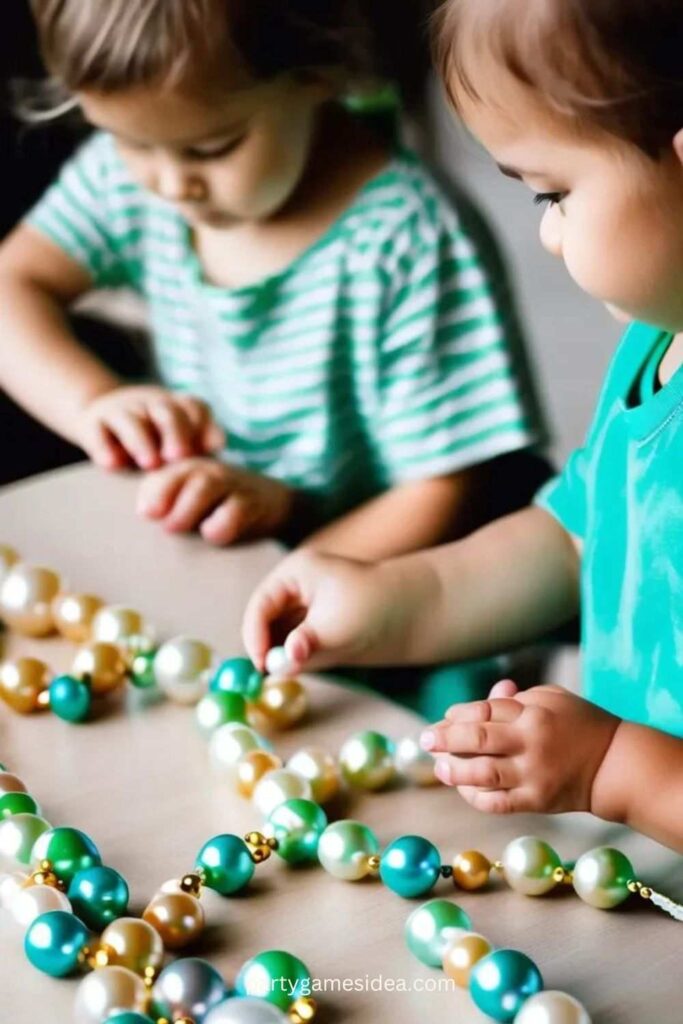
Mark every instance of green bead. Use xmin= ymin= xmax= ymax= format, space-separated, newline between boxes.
xmin=129 ymin=650 xmax=158 ymax=689
xmin=0 ymin=792 xmax=40 ymax=819
xmin=379 ymin=835 xmax=441 ymax=898
xmin=0 ymin=813 xmax=51 ymax=864
xmin=210 ymin=657 xmax=264 ymax=701
xmin=0 ymin=762 xmax=6 ymax=771
xmin=469 ymin=949 xmax=544 ymax=1022
xmin=196 ymin=834 xmax=255 ymax=895
xmin=501 ymin=836 xmax=562 ymax=896
xmin=196 ymin=690 xmax=248 ymax=735
xmin=339 ymin=730 xmax=395 ymax=790
xmin=49 ymin=675 xmax=92 ymax=723
xmin=106 ymin=1016 xmax=156 ymax=1024
xmin=317 ymin=820 xmax=380 ymax=880
xmin=68 ymin=865 xmax=129 ymax=929
xmin=25 ymin=910 xmax=90 ymax=977
xmin=237 ymin=949 xmax=312 ymax=1010
xmin=31 ymin=827 xmax=101 ymax=885
xmin=405 ymin=898 xmax=473 ymax=966
xmin=572 ymin=846 xmax=634 ymax=909
xmin=267 ymin=799 xmax=328 ymax=865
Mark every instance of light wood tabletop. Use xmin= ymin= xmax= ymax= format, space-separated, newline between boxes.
xmin=0 ymin=465 xmax=681 ymax=1024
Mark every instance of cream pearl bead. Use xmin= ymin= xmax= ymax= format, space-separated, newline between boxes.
xmin=100 ymin=917 xmax=164 ymax=975
xmin=209 ymin=723 xmax=264 ymax=778
xmin=317 ymin=820 xmax=380 ymax=881
xmin=513 ymin=991 xmax=592 ymax=1024
xmin=252 ymin=769 xmax=312 ymax=818
xmin=143 ymin=891 xmax=205 ymax=949
xmin=74 ymin=965 xmax=150 ymax=1024
xmin=0 ymin=564 xmax=60 ymax=636
xmin=92 ymin=605 xmax=150 ymax=650
xmin=52 ymin=593 xmax=103 ymax=642
xmin=10 ymin=883 xmax=72 ymax=927
xmin=72 ymin=642 xmax=127 ymax=696
xmin=0 ymin=870 xmax=28 ymax=908
xmin=154 ymin=636 xmax=213 ymax=705
xmin=286 ymin=747 xmax=340 ymax=804
xmin=0 ymin=813 xmax=51 ymax=865
xmin=0 ymin=545 xmax=19 ymax=581
xmin=394 ymin=736 xmax=438 ymax=786
xmin=502 ymin=836 xmax=561 ymax=896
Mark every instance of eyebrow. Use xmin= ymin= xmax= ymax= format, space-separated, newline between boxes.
xmin=107 ymin=121 xmax=248 ymax=150
xmin=496 ymin=163 xmax=525 ymax=180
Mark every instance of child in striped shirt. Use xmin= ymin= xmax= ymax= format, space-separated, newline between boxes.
xmin=0 ymin=0 xmax=545 ymax=562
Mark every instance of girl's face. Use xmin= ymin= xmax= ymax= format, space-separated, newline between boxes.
xmin=455 ymin=75 xmax=683 ymax=331
xmin=79 ymin=71 xmax=328 ymax=228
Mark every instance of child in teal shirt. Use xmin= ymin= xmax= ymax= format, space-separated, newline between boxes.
xmin=243 ymin=0 xmax=683 ymax=851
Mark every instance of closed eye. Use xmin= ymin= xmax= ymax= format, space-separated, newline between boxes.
xmin=533 ymin=191 xmax=567 ymax=207
xmin=184 ymin=134 xmax=247 ymax=161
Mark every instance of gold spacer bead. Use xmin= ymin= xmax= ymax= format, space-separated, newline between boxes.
xmin=37 ymin=689 xmax=51 ymax=709
xmin=289 ymin=997 xmax=317 ymax=1023
xmin=244 ymin=830 xmax=275 ymax=863
xmin=143 ymin=965 xmax=158 ymax=988
xmin=366 ymin=855 xmax=381 ymax=874
xmin=93 ymin=947 xmax=111 ymax=969
xmin=245 ymin=831 xmax=266 ymax=845
xmin=492 ymin=861 xmax=504 ymax=873
xmin=266 ymin=836 xmax=279 ymax=850
xmin=180 ymin=872 xmax=204 ymax=897
xmin=639 ymin=886 xmax=653 ymax=900
xmin=627 ymin=880 xmax=642 ymax=893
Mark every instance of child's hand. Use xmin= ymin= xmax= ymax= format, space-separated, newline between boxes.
xmin=242 ymin=549 xmax=410 ymax=673
xmin=421 ymin=683 xmax=621 ymax=816
xmin=137 ymin=457 xmax=293 ymax=546
xmin=74 ymin=385 xmax=224 ymax=470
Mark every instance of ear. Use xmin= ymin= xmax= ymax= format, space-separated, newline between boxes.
xmin=673 ymin=127 xmax=683 ymax=168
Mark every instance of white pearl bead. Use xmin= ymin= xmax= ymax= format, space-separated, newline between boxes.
xmin=74 ymin=965 xmax=149 ymax=1024
xmin=154 ymin=636 xmax=213 ymax=705
xmin=252 ymin=769 xmax=312 ymax=818
xmin=0 ymin=871 xmax=28 ymax=908
xmin=209 ymin=723 xmax=264 ymax=778
xmin=264 ymin=646 xmax=292 ymax=677
xmin=204 ymin=995 xmax=290 ymax=1023
xmin=513 ymin=991 xmax=592 ymax=1024
xmin=10 ymin=884 xmax=72 ymax=928
xmin=394 ymin=737 xmax=438 ymax=786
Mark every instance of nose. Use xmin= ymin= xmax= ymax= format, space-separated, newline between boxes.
xmin=539 ymin=205 xmax=563 ymax=258
xmin=155 ymin=156 xmax=204 ymax=203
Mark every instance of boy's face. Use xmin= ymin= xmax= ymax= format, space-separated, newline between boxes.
xmin=79 ymin=71 xmax=328 ymax=228
xmin=455 ymin=75 xmax=683 ymax=331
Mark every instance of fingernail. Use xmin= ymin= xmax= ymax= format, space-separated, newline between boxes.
xmin=419 ymin=730 xmax=436 ymax=750
xmin=434 ymin=759 xmax=451 ymax=785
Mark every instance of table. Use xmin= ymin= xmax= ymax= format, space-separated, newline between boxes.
xmin=0 ymin=465 xmax=681 ymax=1023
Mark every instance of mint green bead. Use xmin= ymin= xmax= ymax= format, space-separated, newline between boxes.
xmin=267 ymin=799 xmax=328 ymax=864
xmin=106 ymin=1015 xmax=156 ymax=1024
xmin=339 ymin=730 xmax=395 ymax=790
xmin=196 ymin=834 xmax=255 ymax=894
xmin=68 ymin=865 xmax=129 ymax=929
xmin=196 ymin=691 xmax=248 ymax=735
xmin=49 ymin=675 xmax=92 ymax=723
xmin=0 ymin=762 xmax=6 ymax=771
xmin=0 ymin=813 xmax=51 ymax=864
xmin=405 ymin=898 xmax=473 ymax=966
xmin=572 ymin=846 xmax=634 ymax=909
xmin=211 ymin=658 xmax=264 ymax=701
xmin=317 ymin=820 xmax=380 ymax=880
xmin=25 ymin=910 xmax=90 ymax=977
xmin=31 ymin=827 xmax=101 ymax=885
xmin=0 ymin=792 xmax=40 ymax=819
xmin=469 ymin=949 xmax=543 ymax=1022
xmin=379 ymin=835 xmax=441 ymax=898
xmin=129 ymin=650 xmax=158 ymax=689
xmin=237 ymin=950 xmax=311 ymax=1010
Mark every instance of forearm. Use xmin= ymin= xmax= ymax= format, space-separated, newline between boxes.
xmin=0 ymin=278 xmax=120 ymax=441
xmin=381 ymin=506 xmax=580 ymax=665
xmin=302 ymin=473 xmax=479 ymax=560
xmin=592 ymin=720 xmax=683 ymax=852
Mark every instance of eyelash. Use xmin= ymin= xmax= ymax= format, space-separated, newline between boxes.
xmin=185 ymin=136 xmax=247 ymax=162
xmin=533 ymin=191 xmax=567 ymax=208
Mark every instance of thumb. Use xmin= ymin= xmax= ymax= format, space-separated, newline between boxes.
xmin=488 ymin=678 xmax=519 ymax=700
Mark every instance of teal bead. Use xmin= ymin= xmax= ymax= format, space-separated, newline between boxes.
xmin=211 ymin=658 xmax=264 ymax=701
xmin=266 ymin=799 xmax=328 ymax=864
xmin=49 ymin=675 xmax=92 ymax=723
xmin=196 ymin=691 xmax=248 ymax=735
xmin=405 ymin=898 xmax=473 ymax=966
xmin=379 ymin=835 xmax=441 ymax=898
xmin=106 ymin=1015 xmax=156 ymax=1024
xmin=469 ymin=949 xmax=544 ymax=1022
xmin=130 ymin=650 xmax=158 ymax=689
xmin=68 ymin=865 xmax=129 ymax=929
xmin=24 ymin=910 xmax=90 ymax=977
xmin=31 ymin=827 xmax=101 ymax=885
xmin=196 ymin=834 xmax=255 ymax=894
xmin=0 ymin=792 xmax=40 ymax=819
xmin=237 ymin=949 xmax=311 ymax=1010
xmin=0 ymin=762 xmax=6 ymax=770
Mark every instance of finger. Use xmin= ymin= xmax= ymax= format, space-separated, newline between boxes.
xmin=434 ymin=754 xmax=519 ymax=789
xmin=200 ymin=494 xmax=254 ymax=546
xmin=444 ymin=697 xmax=522 ymax=724
xmin=488 ymin=678 xmax=520 ymax=700
xmin=179 ymin=397 xmax=225 ymax=453
xmin=202 ymin=419 xmax=226 ymax=452
xmin=456 ymin=785 xmax=527 ymax=815
xmin=137 ymin=463 xmax=188 ymax=518
xmin=162 ymin=471 xmax=226 ymax=532
xmin=242 ymin=576 xmax=307 ymax=670
xmin=148 ymin=401 xmax=195 ymax=461
xmin=108 ymin=411 xmax=162 ymax=469
xmin=83 ymin=420 xmax=129 ymax=471
xmin=421 ymin=716 xmax=522 ymax=756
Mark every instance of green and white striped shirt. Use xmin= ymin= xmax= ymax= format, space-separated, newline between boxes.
xmin=28 ymin=132 xmax=541 ymax=520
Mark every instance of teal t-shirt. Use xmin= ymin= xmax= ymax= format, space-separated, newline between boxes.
xmin=537 ymin=321 xmax=683 ymax=737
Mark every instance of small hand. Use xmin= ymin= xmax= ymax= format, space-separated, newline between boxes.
xmin=74 ymin=385 xmax=224 ymax=470
xmin=137 ymin=457 xmax=293 ymax=546
xmin=420 ymin=682 xmax=620 ymax=816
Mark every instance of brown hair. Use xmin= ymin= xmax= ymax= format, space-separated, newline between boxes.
xmin=29 ymin=0 xmax=434 ymax=103
xmin=434 ymin=0 xmax=683 ymax=156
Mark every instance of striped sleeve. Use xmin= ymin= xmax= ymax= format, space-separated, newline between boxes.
xmin=373 ymin=210 xmax=541 ymax=483
xmin=25 ymin=133 xmax=140 ymax=289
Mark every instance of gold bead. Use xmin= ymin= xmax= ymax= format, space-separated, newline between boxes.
xmin=248 ymin=678 xmax=307 ymax=732
xmin=0 ymin=657 xmax=50 ymax=714
xmin=52 ymin=593 xmax=103 ymax=642
xmin=627 ymin=880 xmax=641 ymax=893
xmin=640 ymin=886 xmax=653 ymax=899
xmin=452 ymin=850 xmax=492 ymax=891
xmin=492 ymin=860 xmax=504 ymax=872
xmin=72 ymin=642 xmax=127 ymax=695
xmin=442 ymin=932 xmax=493 ymax=987
xmin=143 ymin=891 xmax=204 ymax=950
xmin=289 ymin=997 xmax=317 ymax=1023
xmin=366 ymin=855 xmax=381 ymax=874
xmin=244 ymin=831 xmax=276 ymax=863
xmin=236 ymin=750 xmax=282 ymax=798
xmin=100 ymin=917 xmax=165 ymax=976
xmin=553 ymin=866 xmax=572 ymax=884
xmin=179 ymin=873 xmax=203 ymax=897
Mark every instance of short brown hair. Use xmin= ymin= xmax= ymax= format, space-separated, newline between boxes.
xmin=29 ymin=0 xmax=434 ymax=103
xmin=435 ymin=0 xmax=683 ymax=156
